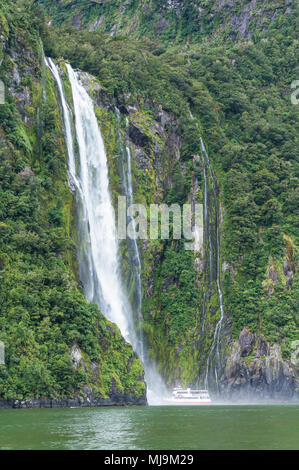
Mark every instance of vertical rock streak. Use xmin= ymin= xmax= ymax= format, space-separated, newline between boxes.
xmin=201 ymin=138 xmax=225 ymax=392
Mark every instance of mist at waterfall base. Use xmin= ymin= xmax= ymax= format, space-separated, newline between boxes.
xmin=46 ymin=59 xmax=168 ymax=405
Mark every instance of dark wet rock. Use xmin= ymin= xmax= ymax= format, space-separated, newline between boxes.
xmin=134 ymin=149 xmax=151 ymax=170
xmin=118 ymin=103 xmax=129 ymax=115
xmin=0 ymin=400 xmax=13 ymax=409
xmin=221 ymin=327 xmax=298 ymax=400
xmin=215 ymin=0 xmax=293 ymax=39
xmin=157 ymin=109 xmax=172 ymax=128
xmin=150 ymin=121 xmax=164 ymax=137
xmin=71 ymin=11 xmax=82 ymax=31
xmin=153 ymin=142 xmax=163 ymax=156
xmin=283 ymin=259 xmax=295 ymax=289
xmin=8 ymin=62 xmax=33 ymax=122
xmin=128 ymin=123 xmax=150 ymax=147
xmin=0 ymin=391 xmax=147 ymax=409
xmin=4 ymin=35 xmax=38 ymax=124
xmin=239 ymin=327 xmax=255 ymax=357
xmin=154 ymin=18 xmax=170 ymax=33
xmin=256 ymin=336 xmax=269 ymax=357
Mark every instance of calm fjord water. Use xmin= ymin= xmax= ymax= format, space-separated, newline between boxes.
xmin=0 ymin=405 xmax=298 ymax=450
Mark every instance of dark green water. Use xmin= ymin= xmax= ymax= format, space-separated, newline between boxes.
xmin=0 ymin=405 xmax=298 ymax=450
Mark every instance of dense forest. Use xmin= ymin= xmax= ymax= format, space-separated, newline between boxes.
xmin=0 ymin=0 xmax=298 ymax=404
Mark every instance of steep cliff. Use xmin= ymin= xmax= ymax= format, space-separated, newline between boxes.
xmin=0 ymin=0 xmax=146 ymax=407
xmin=1 ymin=0 xmax=298 ymax=401
xmin=36 ymin=0 xmax=296 ymax=42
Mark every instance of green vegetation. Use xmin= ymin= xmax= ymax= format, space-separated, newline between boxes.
xmin=0 ymin=0 xmax=145 ymax=401
xmin=0 ymin=0 xmax=298 ymax=394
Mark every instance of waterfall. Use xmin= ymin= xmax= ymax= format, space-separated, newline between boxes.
xmin=47 ymin=58 xmax=135 ymax=341
xmin=189 ymin=112 xmax=224 ymax=390
xmin=47 ymin=59 xmax=167 ymax=404
xmin=201 ymin=138 xmax=225 ymax=392
xmin=115 ymin=108 xmax=144 ymax=362
xmin=115 ymin=108 xmax=168 ymax=404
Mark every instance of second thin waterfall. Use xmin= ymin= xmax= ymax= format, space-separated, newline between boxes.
xmin=115 ymin=108 xmax=167 ymax=404
xmin=201 ymin=138 xmax=225 ymax=393
xmin=115 ymin=108 xmax=144 ymax=363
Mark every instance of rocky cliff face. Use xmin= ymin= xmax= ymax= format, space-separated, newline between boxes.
xmin=221 ymin=328 xmax=298 ymax=400
xmin=1 ymin=0 xmax=298 ymax=402
xmin=108 ymin=92 xmax=299 ymax=399
xmin=37 ymin=0 xmax=296 ymax=41
xmin=37 ymin=0 xmax=298 ymax=400
xmin=0 ymin=3 xmax=146 ymax=407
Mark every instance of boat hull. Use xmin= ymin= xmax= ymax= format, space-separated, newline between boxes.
xmin=165 ymin=400 xmax=211 ymax=406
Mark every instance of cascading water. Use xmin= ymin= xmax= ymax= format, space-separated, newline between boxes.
xmin=46 ymin=58 xmax=135 ymax=341
xmin=47 ymin=59 xmax=167 ymax=404
xmin=114 ymin=108 xmax=168 ymax=404
xmin=189 ymin=112 xmax=224 ymax=390
xmin=115 ymin=108 xmax=144 ymax=363
xmin=200 ymin=138 xmax=225 ymax=392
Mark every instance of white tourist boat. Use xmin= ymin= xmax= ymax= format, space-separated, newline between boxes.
xmin=166 ymin=387 xmax=211 ymax=405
